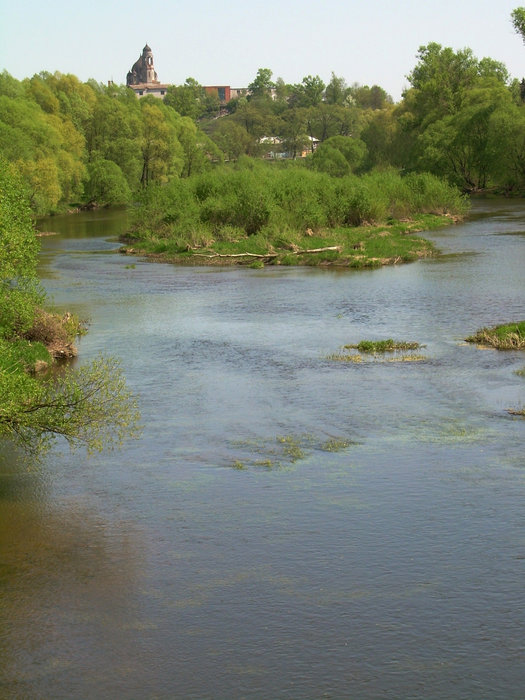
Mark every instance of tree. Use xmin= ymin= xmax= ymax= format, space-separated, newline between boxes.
xmin=311 ymin=136 xmax=367 ymax=176
xmin=324 ymin=72 xmax=349 ymax=105
xmin=511 ymin=7 xmax=525 ymax=43
xmin=278 ymin=108 xmax=310 ymax=158
xmin=164 ymin=78 xmax=206 ymax=121
xmin=140 ymin=100 xmax=184 ymax=185
xmin=0 ymin=162 xmax=140 ymax=458
xmin=248 ymin=68 xmax=274 ymax=98
xmin=417 ymin=85 xmax=515 ymax=191
xmin=290 ymin=75 xmax=326 ymax=108
xmin=84 ymin=158 xmax=132 ymax=205
xmin=210 ymin=120 xmax=252 ymax=160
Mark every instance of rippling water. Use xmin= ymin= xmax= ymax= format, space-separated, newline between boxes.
xmin=1 ymin=203 xmax=524 ymax=699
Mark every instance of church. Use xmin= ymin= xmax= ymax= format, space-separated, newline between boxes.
xmin=126 ymin=45 xmax=169 ymax=98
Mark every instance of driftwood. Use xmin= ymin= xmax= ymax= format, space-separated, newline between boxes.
xmin=191 ymin=246 xmax=342 ymax=260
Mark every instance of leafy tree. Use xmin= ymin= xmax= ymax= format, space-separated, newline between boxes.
xmin=0 ymin=162 xmax=140 ymax=458
xmin=248 ymin=68 xmax=274 ymax=98
xmin=511 ymin=7 xmax=525 ymax=43
xmin=84 ymin=158 xmax=132 ymax=205
xmin=406 ymin=43 xmax=480 ymax=125
xmin=140 ymin=99 xmax=184 ymax=185
xmin=325 ymin=72 xmax=349 ymax=105
xmin=85 ymin=93 xmax=143 ymax=188
xmin=417 ymin=84 xmax=515 ymax=190
xmin=175 ymin=116 xmax=223 ymax=177
xmin=290 ymin=75 xmax=326 ymax=108
xmin=278 ymin=108 xmax=310 ymax=158
xmin=349 ymin=84 xmax=392 ymax=110
xmin=311 ymin=135 xmax=367 ymax=176
xmin=164 ymin=77 xmax=207 ymax=121
xmin=209 ymin=120 xmax=252 ymax=160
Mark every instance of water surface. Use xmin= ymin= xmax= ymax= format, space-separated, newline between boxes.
xmin=1 ymin=203 xmax=524 ymax=699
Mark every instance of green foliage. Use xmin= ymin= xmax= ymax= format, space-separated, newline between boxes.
xmin=311 ymin=136 xmax=367 ymax=176
xmin=0 ymin=355 xmax=140 ymax=457
xmin=84 ymin=158 xmax=132 ymax=205
xmin=248 ymin=68 xmax=275 ymax=98
xmin=0 ymin=162 xmax=140 ymax=457
xmin=511 ymin=7 xmax=525 ymax=43
xmin=127 ymin=163 xmax=467 ymax=266
xmin=3 ymin=34 xmax=525 ymax=212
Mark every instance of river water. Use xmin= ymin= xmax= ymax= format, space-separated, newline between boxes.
xmin=1 ymin=203 xmax=524 ymax=699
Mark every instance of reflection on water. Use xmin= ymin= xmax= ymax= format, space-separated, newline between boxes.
xmin=1 ymin=203 xmax=524 ymax=698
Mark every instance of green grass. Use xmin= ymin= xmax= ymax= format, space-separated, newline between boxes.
xmin=0 ymin=338 xmax=51 ymax=373
xmin=466 ymin=321 xmax=525 ymax=350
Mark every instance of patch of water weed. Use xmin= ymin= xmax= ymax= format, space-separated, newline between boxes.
xmin=321 ymin=438 xmax=354 ymax=451
xmin=327 ymin=347 xmax=426 ymax=363
xmin=415 ymin=419 xmax=491 ymax=444
xmin=229 ymin=433 xmax=356 ymax=471
xmin=514 ymin=366 xmax=525 ymax=377
xmin=345 ymin=339 xmax=424 ymax=353
xmin=384 ymin=354 xmax=427 ymax=362
xmin=506 ymin=405 xmax=524 ymax=417
xmin=326 ymin=353 xmax=362 ymax=362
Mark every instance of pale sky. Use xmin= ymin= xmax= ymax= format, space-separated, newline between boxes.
xmin=1 ymin=0 xmax=524 ymax=101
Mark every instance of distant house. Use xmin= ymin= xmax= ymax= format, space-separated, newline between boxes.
xmin=204 ymin=86 xmax=231 ymax=104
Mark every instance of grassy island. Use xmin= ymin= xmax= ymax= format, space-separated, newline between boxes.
xmin=122 ymin=165 xmax=468 ymax=268
xmin=466 ymin=321 xmax=525 ymax=350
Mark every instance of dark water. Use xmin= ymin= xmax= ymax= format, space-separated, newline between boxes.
xmin=1 ymin=203 xmax=524 ymax=699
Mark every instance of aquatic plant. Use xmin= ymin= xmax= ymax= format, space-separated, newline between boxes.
xmin=345 ymin=339 xmax=423 ymax=353
xmin=229 ymin=432 xmax=356 ymax=471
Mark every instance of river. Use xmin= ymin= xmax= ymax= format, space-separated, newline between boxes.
xmin=1 ymin=202 xmax=524 ymax=699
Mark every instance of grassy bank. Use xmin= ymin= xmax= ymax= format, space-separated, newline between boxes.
xmin=122 ymin=164 xmax=468 ymax=268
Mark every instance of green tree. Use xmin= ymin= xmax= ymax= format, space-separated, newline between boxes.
xmin=164 ymin=77 xmax=206 ymax=121
xmin=290 ymin=75 xmax=326 ymax=108
xmin=0 ymin=162 xmax=139 ymax=458
xmin=210 ymin=120 xmax=252 ymax=160
xmin=84 ymin=158 xmax=132 ymax=205
xmin=511 ymin=7 xmax=525 ymax=42
xmin=140 ymin=100 xmax=184 ymax=185
xmin=279 ymin=108 xmax=310 ymax=158
xmin=248 ymin=68 xmax=274 ymax=98
xmin=311 ymin=135 xmax=367 ymax=176
xmin=324 ymin=72 xmax=349 ymax=105
xmin=417 ymin=85 xmax=515 ymax=190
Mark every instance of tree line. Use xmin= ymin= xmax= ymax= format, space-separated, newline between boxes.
xmin=2 ymin=18 xmax=525 ymax=216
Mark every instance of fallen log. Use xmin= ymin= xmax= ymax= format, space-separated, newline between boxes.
xmin=191 ymin=246 xmax=341 ymax=260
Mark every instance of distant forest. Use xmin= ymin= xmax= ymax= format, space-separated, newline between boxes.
xmin=2 ymin=38 xmax=525 ymax=215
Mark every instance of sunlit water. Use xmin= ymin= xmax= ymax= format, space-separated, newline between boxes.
xmin=1 ymin=203 xmax=524 ymax=699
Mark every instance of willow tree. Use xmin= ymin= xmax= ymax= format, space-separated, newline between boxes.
xmin=0 ymin=161 xmax=140 ymax=459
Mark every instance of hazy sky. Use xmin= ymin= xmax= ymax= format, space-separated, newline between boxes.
xmin=1 ymin=0 xmax=524 ymax=101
